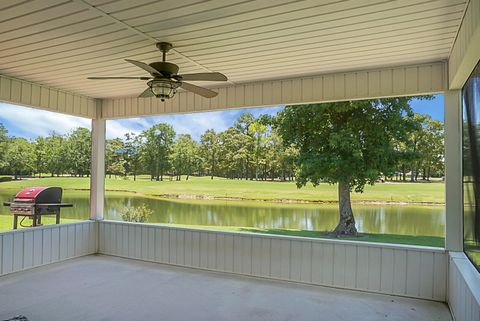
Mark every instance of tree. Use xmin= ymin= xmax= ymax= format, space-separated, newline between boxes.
xmin=33 ymin=136 xmax=47 ymax=177
xmin=234 ymin=112 xmax=255 ymax=135
xmin=141 ymin=123 xmax=175 ymax=181
xmin=418 ymin=118 xmax=444 ymax=180
xmin=171 ymin=134 xmax=198 ymax=180
xmin=200 ymin=129 xmax=219 ymax=179
xmin=406 ymin=114 xmax=429 ymax=181
xmin=0 ymin=124 xmax=9 ymax=171
xmin=44 ymin=133 xmax=66 ymax=177
xmin=65 ymin=128 xmax=91 ymax=177
xmin=106 ymin=138 xmax=126 ymax=178
xmin=276 ymin=98 xmax=419 ymax=236
xmin=216 ymin=128 xmax=252 ymax=179
xmin=249 ymin=120 xmax=268 ymax=180
xmin=123 ymin=132 xmax=142 ymax=181
xmin=5 ymin=137 xmax=34 ymax=179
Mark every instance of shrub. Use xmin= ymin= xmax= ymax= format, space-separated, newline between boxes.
xmin=120 ymin=204 xmax=152 ymax=223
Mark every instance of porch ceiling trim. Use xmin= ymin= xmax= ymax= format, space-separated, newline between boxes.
xmin=0 ymin=74 xmax=97 ymax=119
xmin=101 ymin=61 xmax=447 ymax=119
xmin=448 ymin=0 xmax=480 ymax=89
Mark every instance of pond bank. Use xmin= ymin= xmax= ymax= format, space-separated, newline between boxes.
xmin=146 ymin=192 xmax=445 ymax=206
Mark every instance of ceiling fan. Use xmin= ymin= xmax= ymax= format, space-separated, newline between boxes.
xmin=87 ymin=42 xmax=227 ymax=101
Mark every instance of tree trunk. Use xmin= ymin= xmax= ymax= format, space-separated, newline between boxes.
xmin=211 ymin=154 xmax=215 ymax=180
xmin=333 ymin=180 xmax=358 ymax=236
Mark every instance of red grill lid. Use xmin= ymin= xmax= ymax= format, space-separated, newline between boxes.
xmin=15 ymin=187 xmax=48 ymax=199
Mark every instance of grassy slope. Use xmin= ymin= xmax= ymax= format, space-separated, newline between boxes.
xmin=162 ymin=224 xmax=445 ymax=247
xmin=0 ymin=176 xmax=445 ymax=203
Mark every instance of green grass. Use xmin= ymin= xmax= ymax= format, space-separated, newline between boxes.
xmin=159 ymin=223 xmax=445 ymax=247
xmin=0 ymin=215 xmax=80 ymax=231
xmin=0 ymin=176 xmax=445 ymax=204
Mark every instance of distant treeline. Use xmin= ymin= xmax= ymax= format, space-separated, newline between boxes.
xmin=0 ymin=126 xmax=90 ymax=179
xmin=0 ymin=110 xmax=444 ymax=182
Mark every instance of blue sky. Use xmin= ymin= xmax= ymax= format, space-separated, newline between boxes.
xmin=0 ymin=94 xmax=444 ymax=141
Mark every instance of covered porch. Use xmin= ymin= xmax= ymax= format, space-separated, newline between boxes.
xmin=1 ymin=0 xmax=480 ymax=320
xmin=0 ymin=254 xmax=452 ymax=321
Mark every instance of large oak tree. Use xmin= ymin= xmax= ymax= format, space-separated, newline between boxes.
xmin=276 ymin=98 xmax=420 ymax=235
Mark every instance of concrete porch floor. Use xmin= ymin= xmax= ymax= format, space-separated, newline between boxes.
xmin=0 ymin=255 xmax=452 ymax=321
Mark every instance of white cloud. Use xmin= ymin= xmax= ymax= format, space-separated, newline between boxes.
xmin=107 ymin=111 xmax=233 ymax=141
xmin=105 ymin=120 xmax=142 ymax=139
xmin=106 ymin=106 xmax=285 ymax=141
xmin=0 ymin=102 xmax=284 ymax=141
xmin=0 ymin=103 xmax=90 ymax=139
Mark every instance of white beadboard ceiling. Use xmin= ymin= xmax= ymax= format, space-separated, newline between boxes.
xmin=0 ymin=0 xmax=468 ymax=99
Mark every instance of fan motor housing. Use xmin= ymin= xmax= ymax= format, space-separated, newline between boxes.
xmin=149 ymin=62 xmax=179 ymax=77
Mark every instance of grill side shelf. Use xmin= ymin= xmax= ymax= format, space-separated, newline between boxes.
xmin=34 ymin=203 xmax=73 ymax=208
xmin=3 ymin=202 xmax=73 ymax=207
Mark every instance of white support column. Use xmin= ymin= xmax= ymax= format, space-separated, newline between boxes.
xmin=445 ymin=90 xmax=463 ymax=251
xmin=90 ymin=117 xmax=106 ymax=220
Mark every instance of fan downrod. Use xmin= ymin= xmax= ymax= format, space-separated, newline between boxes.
xmin=156 ymin=42 xmax=173 ymax=61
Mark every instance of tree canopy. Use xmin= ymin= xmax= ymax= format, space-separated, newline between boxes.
xmin=276 ymin=98 xmax=425 ymax=235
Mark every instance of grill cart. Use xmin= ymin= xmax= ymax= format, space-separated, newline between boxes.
xmin=3 ymin=187 xmax=73 ymax=229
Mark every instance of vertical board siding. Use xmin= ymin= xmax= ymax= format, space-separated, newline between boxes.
xmin=101 ymin=62 xmax=447 ymax=119
xmin=0 ymin=74 xmax=97 ymax=118
xmin=448 ymin=0 xmax=480 ymax=88
xmin=448 ymin=253 xmax=480 ymax=321
xmin=0 ymin=221 xmax=97 ymax=277
xmin=98 ymin=221 xmax=447 ymax=301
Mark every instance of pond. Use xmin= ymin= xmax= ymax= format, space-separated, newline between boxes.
xmin=0 ymin=190 xmax=445 ymax=237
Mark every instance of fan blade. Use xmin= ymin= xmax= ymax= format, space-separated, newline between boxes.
xmin=138 ymin=88 xmax=154 ymax=98
xmin=179 ymin=72 xmax=227 ymax=81
xmin=125 ymin=59 xmax=162 ymax=76
xmin=88 ymin=76 xmax=151 ymax=80
xmin=181 ymin=82 xmax=218 ymax=98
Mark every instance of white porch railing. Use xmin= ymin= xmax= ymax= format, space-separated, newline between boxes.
xmin=448 ymin=252 xmax=480 ymax=321
xmin=0 ymin=221 xmax=97 ymax=276
xmin=98 ymin=220 xmax=447 ymax=301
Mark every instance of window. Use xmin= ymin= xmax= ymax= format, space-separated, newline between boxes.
xmin=463 ymin=60 xmax=480 ymax=271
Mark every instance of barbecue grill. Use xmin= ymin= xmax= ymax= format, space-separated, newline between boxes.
xmin=3 ymin=187 xmax=73 ymax=229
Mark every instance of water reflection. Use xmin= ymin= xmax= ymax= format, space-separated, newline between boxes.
xmin=0 ymin=190 xmax=445 ymax=237
xmin=104 ymin=193 xmax=445 ymax=237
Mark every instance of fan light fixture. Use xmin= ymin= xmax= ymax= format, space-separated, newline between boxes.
xmin=148 ymin=79 xmax=181 ymax=101
xmin=87 ymin=42 xmax=228 ymax=100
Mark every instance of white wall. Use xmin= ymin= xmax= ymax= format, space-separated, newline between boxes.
xmin=0 ymin=74 xmax=97 ymax=118
xmin=448 ymin=252 xmax=480 ymax=321
xmin=0 ymin=221 xmax=97 ymax=276
xmin=99 ymin=221 xmax=447 ymax=301
xmin=100 ymin=62 xmax=447 ymax=119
